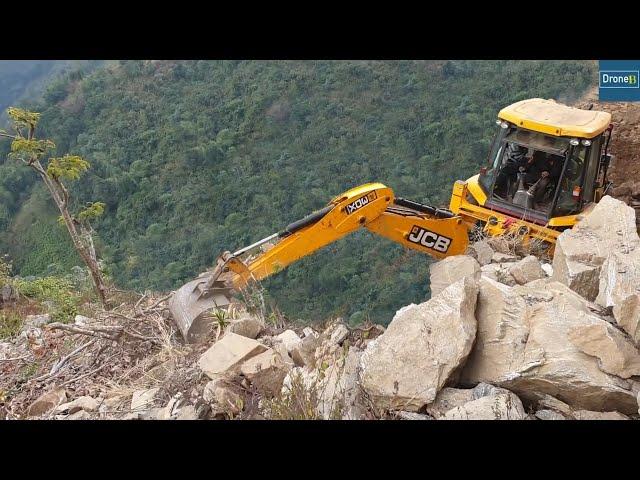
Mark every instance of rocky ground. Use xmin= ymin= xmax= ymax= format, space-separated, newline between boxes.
xmin=2 ymin=194 xmax=640 ymax=420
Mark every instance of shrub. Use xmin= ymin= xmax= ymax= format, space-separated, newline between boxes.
xmin=0 ymin=256 xmax=11 ymax=287
xmin=0 ymin=311 xmax=23 ymax=339
xmin=14 ymin=276 xmax=79 ymax=323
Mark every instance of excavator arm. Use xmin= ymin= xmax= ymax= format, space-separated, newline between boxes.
xmin=170 ymin=183 xmax=470 ymax=342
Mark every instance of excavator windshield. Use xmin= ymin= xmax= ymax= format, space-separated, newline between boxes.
xmin=478 ymin=123 xmax=592 ymax=220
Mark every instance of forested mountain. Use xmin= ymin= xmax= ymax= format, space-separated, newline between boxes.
xmin=0 ymin=60 xmax=597 ymax=324
xmin=0 ymin=61 xmax=104 ymax=124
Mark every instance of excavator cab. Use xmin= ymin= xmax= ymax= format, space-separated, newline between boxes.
xmin=451 ymin=98 xmax=613 ymax=241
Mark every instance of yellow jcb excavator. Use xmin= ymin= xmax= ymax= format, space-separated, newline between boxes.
xmin=170 ymin=98 xmax=615 ymax=342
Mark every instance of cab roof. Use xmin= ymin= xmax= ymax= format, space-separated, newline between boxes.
xmin=498 ymin=98 xmax=611 ymax=139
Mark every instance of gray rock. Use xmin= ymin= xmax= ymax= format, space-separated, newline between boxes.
xmin=290 ymin=333 xmax=320 ymax=368
xmin=552 ymin=195 xmax=640 ymax=302
xmin=203 ymin=380 xmax=244 ymax=417
xmin=225 ymin=314 xmax=264 ymax=339
xmin=1 ymin=284 xmax=16 ymax=303
xmin=175 ymin=405 xmax=200 ymax=420
xmin=471 ymin=383 xmax=513 ymax=400
xmin=461 ymin=277 xmax=639 ymax=414
xmin=535 ymin=409 xmax=567 ymax=420
xmin=198 ymin=332 xmax=268 ymax=379
xmin=240 ymin=348 xmax=290 ymax=397
xmin=394 ymin=411 xmax=433 ymax=420
xmin=360 ymin=277 xmax=478 ymax=412
xmin=28 ymin=388 xmax=67 ymax=417
xmin=341 ymin=347 xmax=367 ymax=420
xmin=329 ymin=324 xmax=349 ymax=345
xmin=131 ymin=388 xmax=160 ymax=412
xmin=425 ymin=387 xmax=474 ymax=419
xmin=509 ymin=255 xmax=546 ymax=285
xmin=480 ymin=263 xmax=517 ymax=286
xmin=573 ymin=410 xmax=629 ymax=420
xmin=74 ymin=315 xmax=93 ymax=326
xmin=567 ymin=320 xmax=640 ymax=378
xmin=276 ymin=330 xmax=302 ymax=353
xmin=54 ymin=396 xmax=99 ymax=414
xmin=596 ymin=251 xmax=640 ymax=344
xmin=441 ymin=392 xmax=526 ymax=420
xmin=491 ymin=252 xmax=518 ymax=263
xmin=429 ymin=255 xmax=481 ymax=297
xmin=22 ymin=314 xmax=50 ymax=331
xmin=469 ymin=240 xmax=494 ymax=266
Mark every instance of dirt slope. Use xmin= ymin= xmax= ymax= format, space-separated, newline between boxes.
xmin=574 ymin=87 xmax=640 ymax=190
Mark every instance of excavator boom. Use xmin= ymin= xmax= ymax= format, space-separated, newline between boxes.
xmin=169 ymin=183 xmax=470 ymax=342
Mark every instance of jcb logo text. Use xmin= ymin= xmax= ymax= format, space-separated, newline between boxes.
xmin=407 ymin=226 xmax=451 ymax=253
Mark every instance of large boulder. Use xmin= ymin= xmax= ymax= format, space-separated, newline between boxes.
xmin=290 ymin=331 xmax=320 ymax=368
xmin=225 ymin=314 xmax=264 ymax=339
xmin=429 ymin=255 xmax=480 ymax=297
xmin=468 ymin=240 xmax=494 ymax=266
xmin=276 ymin=330 xmax=302 ymax=353
xmin=198 ymin=332 xmax=268 ymax=379
xmin=461 ymin=277 xmax=639 ymax=414
xmin=22 ymin=314 xmax=50 ymax=332
xmin=440 ymin=391 xmax=526 ymax=420
xmin=203 ymin=379 xmax=244 ymax=417
xmin=278 ymin=345 xmax=366 ymax=420
xmin=535 ymin=410 xmax=567 ymax=420
xmin=567 ymin=320 xmax=640 ymax=379
xmin=27 ymin=388 xmax=67 ymax=417
xmin=509 ymin=255 xmax=546 ymax=285
xmin=573 ymin=410 xmax=629 ymax=420
xmin=54 ymin=396 xmax=99 ymax=415
xmin=240 ymin=349 xmax=290 ymax=397
xmin=341 ymin=347 xmax=367 ymax=420
xmin=552 ymin=195 xmax=640 ymax=302
xmin=480 ymin=263 xmax=517 ymax=286
xmin=1 ymin=284 xmax=16 ymax=304
xmin=360 ymin=276 xmax=478 ymax=412
xmin=425 ymin=387 xmax=474 ymax=419
xmin=596 ymin=251 xmax=640 ymax=344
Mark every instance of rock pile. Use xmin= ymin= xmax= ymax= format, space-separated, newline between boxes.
xmin=5 ymin=197 xmax=640 ymax=421
xmin=354 ymin=196 xmax=640 ymax=419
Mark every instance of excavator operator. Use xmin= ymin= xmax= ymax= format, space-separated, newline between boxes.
xmin=494 ymin=142 xmax=529 ymax=197
xmin=523 ymin=150 xmax=563 ymax=204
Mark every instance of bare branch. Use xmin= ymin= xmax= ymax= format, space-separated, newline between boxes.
xmin=48 ymin=339 xmax=96 ymax=376
xmin=134 ymin=293 xmax=148 ymax=314
xmin=46 ymin=321 xmax=160 ymax=345
xmin=0 ymin=354 xmax=33 ymax=363
xmin=58 ymin=353 xmax=120 ymax=388
xmin=141 ymin=293 xmax=172 ymax=314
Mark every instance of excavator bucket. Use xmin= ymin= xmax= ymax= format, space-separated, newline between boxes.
xmin=168 ymin=273 xmax=234 ymax=343
xmin=168 ymin=252 xmax=245 ymax=343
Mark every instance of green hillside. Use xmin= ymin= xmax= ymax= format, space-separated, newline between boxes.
xmin=0 ymin=61 xmax=104 ymax=125
xmin=0 ymin=60 xmax=597 ymax=324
